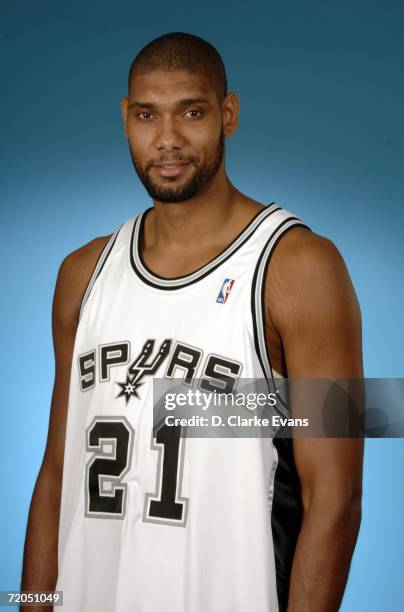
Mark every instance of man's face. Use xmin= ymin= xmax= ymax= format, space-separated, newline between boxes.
xmin=122 ymin=70 xmax=225 ymax=203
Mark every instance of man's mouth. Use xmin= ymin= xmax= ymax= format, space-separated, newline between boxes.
xmin=152 ymin=161 xmax=192 ymax=178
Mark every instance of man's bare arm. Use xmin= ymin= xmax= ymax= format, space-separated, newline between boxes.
xmin=20 ymin=236 xmax=110 ymax=608
xmin=266 ymin=228 xmax=364 ymax=611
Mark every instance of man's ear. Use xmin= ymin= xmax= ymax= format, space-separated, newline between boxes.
xmin=121 ymin=96 xmax=129 ymax=137
xmin=222 ymin=92 xmax=240 ymax=137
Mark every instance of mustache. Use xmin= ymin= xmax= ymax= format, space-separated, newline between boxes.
xmin=145 ymin=155 xmax=198 ymax=171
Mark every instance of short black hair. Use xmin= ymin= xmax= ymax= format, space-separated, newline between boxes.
xmin=128 ymin=32 xmax=228 ymax=100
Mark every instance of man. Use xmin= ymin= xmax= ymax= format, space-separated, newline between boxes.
xmin=21 ymin=32 xmax=363 ymax=611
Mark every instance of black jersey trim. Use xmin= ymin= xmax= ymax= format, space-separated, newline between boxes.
xmin=249 ymin=215 xmax=310 ymax=611
xmin=272 ymin=437 xmax=304 ymax=611
xmin=250 ymin=217 xmax=311 ymax=405
xmin=79 ymin=225 xmax=122 ymax=320
xmin=129 ymin=204 xmax=281 ymax=290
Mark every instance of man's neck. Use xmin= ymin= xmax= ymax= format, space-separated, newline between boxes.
xmin=145 ymin=175 xmax=261 ymax=254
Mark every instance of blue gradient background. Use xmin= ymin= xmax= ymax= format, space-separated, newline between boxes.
xmin=1 ymin=1 xmax=403 ymax=609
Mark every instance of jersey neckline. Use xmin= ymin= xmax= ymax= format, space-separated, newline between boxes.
xmin=130 ymin=203 xmax=280 ymax=290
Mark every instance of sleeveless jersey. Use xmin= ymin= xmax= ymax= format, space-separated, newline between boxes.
xmin=56 ymin=203 xmax=308 ymax=612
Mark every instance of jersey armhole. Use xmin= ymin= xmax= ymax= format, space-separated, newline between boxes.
xmin=250 ymin=212 xmax=310 ymax=611
xmin=250 ymin=214 xmax=311 ymax=414
xmin=79 ymin=224 xmax=123 ymax=320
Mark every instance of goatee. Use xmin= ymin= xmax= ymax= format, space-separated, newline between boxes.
xmin=128 ymin=136 xmax=224 ymax=203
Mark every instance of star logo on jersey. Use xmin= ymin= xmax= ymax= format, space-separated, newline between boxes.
xmin=216 ymin=278 xmax=235 ymax=304
xmin=116 ymin=374 xmax=144 ymax=403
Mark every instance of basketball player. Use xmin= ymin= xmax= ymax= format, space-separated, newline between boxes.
xmin=21 ymin=33 xmax=363 ymax=611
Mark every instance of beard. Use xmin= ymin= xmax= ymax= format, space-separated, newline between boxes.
xmin=128 ymin=134 xmax=224 ymax=203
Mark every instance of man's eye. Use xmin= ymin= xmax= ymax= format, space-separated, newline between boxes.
xmin=137 ymin=112 xmax=153 ymax=120
xmin=185 ymin=110 xmax=202 ymax=118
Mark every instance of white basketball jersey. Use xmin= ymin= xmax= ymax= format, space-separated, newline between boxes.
xmin=56 ymin=203 xmax=308 ymax=612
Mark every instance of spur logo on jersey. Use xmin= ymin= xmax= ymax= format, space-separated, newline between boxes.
xmin=78 ymin=338 xmax=243 ymax=404
xmin=216 ymin=278 xmax=235 ymax=304
xmin=116 ymin=339 xmax=171 ymax=404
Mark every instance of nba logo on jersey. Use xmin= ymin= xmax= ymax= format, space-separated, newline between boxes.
xmin=216 ymin=278 xmax=235 ymax=303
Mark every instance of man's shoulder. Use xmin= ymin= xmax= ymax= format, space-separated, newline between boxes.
xmin=56 ymin=212 xmax=138 ymax=299
xmin=53 ymin=235 xmax=112 ymax=329
xmin=266 ymin=224 xmax=359 ymax=333
xmin=269 ymin=225 xmax=346 ymax=284
xmin=60 ymin=235 xmax=112 ymax=283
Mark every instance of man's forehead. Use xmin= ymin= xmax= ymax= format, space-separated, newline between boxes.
xmin=129 ymin=69 xmax=215 ymax=101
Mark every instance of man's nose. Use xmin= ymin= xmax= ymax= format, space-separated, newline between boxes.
xmin=155 ymin=117 xmax=185 ymax=151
